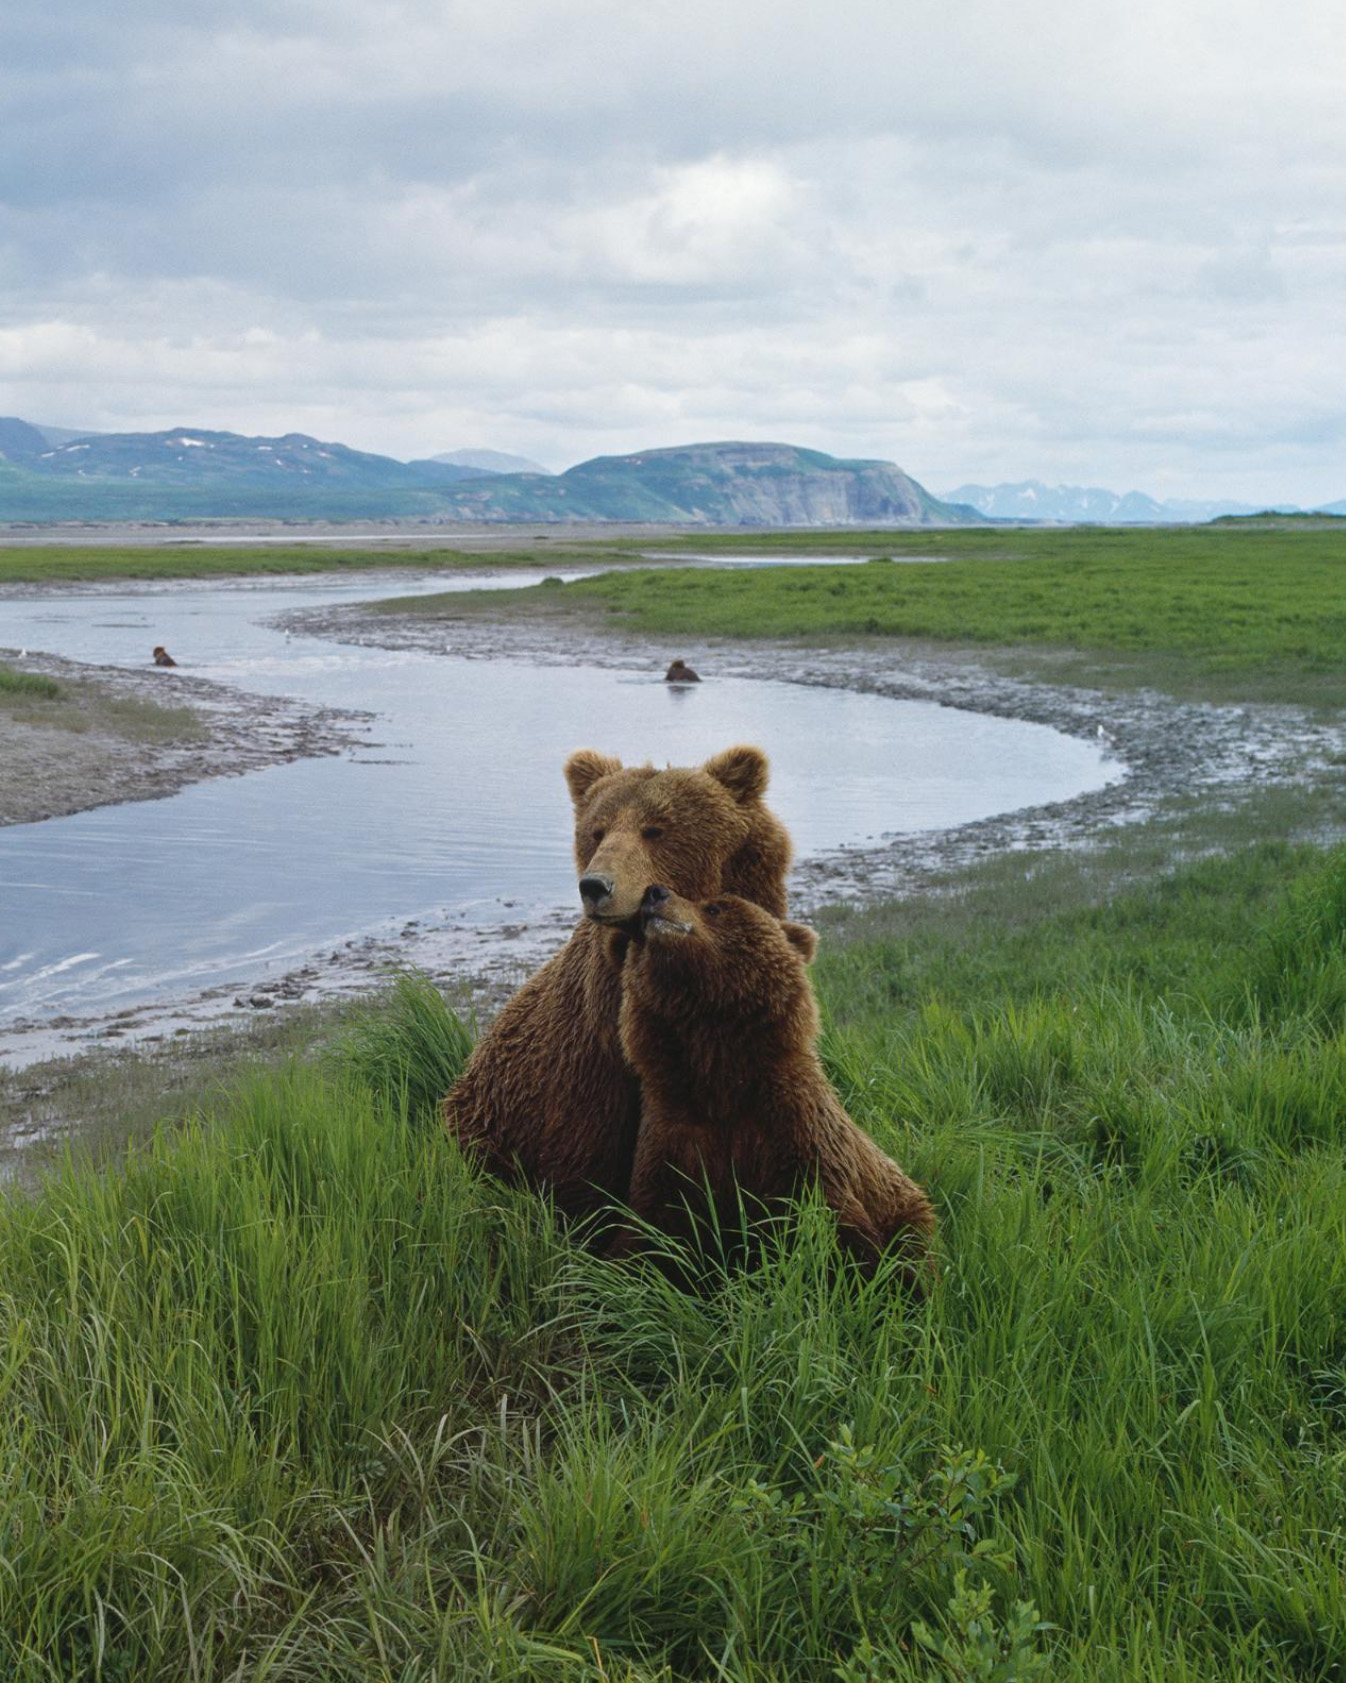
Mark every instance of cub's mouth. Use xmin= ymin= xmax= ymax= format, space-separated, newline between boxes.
xmin=638 ymin=885 xmax=693 ymax=938
xmin=643 ymin=913 xmax=692 ymax=938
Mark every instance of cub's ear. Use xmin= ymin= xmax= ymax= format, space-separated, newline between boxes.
xmin=564 ymin=748 xmax=622 ymax=805
xmin=703 ymin=744 xmax=769 ymax=805
xmin=782 ymin=922 xmax=818 ymax=963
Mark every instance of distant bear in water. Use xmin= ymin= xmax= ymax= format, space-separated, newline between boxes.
xmin=665 ymin=659 xmax=700 ymax=683
xmin=152 ymin=647 xmax=178 ymax=667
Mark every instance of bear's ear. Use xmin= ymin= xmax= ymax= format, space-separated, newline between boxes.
xmin=703 ymin=744 xmax=769 ymax=805
xmin=564 ymin=748 xmax=622 ymax=805
xmin=782 ymin=921 xmax=818 ymax=963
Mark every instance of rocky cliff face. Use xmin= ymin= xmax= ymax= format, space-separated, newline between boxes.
xmin=443 ymin=441 xmax=972 ymax=526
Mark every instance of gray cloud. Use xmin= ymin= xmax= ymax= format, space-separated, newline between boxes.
xmin=1 ymin=0 xmax=1344 ymax=501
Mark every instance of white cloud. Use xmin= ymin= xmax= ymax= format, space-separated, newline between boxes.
xmin=1 ymin=0 xmax=1344 ymax=501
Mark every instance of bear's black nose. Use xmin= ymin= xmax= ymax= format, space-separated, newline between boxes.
xmin=579 ymin=873 xmax=615 ymax=909
xmin=641 ymin=884 xmax=670 ymax=911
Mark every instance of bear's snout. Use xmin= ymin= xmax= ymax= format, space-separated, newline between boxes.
xmin=579 ymin=872 xmax=616 ymax=915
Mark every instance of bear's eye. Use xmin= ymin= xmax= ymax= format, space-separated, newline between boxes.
xmin=705 ymin=903 xmax=722 ymax=917
xmin=641 ymin=825 xmax=664 ymax=841
xmin=591 ymin=827 xmax=605 ymax=842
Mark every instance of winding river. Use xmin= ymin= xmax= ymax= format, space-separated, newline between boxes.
xmin=0 ymin=568 xmax=1117 ymax=1033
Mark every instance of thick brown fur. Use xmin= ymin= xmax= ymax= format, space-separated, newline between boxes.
xmin=614 ymin=890 xmax=936 ymax=1283
xmin=442 ymin=746 xmax=793 ymax=1222
xmin=664 ymin=659 xmax=700 ymax=683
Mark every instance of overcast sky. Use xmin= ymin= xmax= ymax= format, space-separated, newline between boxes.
xmin=2 ymin=0 xmax=1344 ymax=501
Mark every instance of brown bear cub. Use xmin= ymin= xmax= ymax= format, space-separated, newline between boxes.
xmin=614 ymin=886 xmax=936 ymax=1284
xmin=443 ymin=745 xmax=793 ymax=1224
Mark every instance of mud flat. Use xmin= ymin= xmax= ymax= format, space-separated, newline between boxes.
xmin=0 ymin=648 xmax=369 ymax=828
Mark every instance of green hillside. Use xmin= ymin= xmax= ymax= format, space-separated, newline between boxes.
xmin=0 ymin=433 xmax=973 ymax=527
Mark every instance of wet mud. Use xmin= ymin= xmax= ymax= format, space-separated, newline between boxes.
xmin=0 ymin=647 xmax=370 ymax=829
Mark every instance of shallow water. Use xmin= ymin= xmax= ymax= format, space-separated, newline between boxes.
xmin=0 ymin=571 xmax=1115 ymax=1023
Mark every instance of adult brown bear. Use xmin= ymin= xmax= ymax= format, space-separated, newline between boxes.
xmin=613 ymin=886 xmax=936 ymax=1285
xmin=443 ymin=745 xmax=792 ymax=1222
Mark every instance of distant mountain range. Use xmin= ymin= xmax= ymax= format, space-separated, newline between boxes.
xmin=0 ymin=421 xmax=974 ymax=526
xmin=2 ymin=418 xmax=1337 ymax=525
xmin=939 ymin=479 xmax=1312 ymax=524
xmin=430 ymin=448 xmax=551 ymax=475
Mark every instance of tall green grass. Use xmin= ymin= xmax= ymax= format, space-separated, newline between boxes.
xmin=2 ymin=845 xmax=1345 ymax=1679
xmin=330 ymin=970 xmax=477 ymax=1122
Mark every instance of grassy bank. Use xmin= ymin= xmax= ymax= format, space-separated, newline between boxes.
xmin=0 ymin=664 xmax=62 ymax=700
xmin=0 ymin=1000 xmax=382 ymax=1189
xmin=390 ymin=525 xmax=1346 ymax=703
xmin=0 ymin=663 xmax=204 ymax=745
xmin=3 ymin=836 xmax=1346 ymax=1680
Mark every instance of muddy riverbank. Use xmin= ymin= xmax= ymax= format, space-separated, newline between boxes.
xmin=0 ymin=648 xmax=369 ymax=827
xmin=284 ymin=598 xmax=1345 ymax=909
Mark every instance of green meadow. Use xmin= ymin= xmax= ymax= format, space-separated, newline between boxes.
xmin=2 ymin=524 xmax=1346 ymax=1679
xmin=386 ymin=525 xmax=1346 ymax=704
xmin=3 ymin=841 xmax=1346 ymax=1681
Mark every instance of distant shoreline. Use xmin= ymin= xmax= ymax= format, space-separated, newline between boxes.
xmin=0 ymin=518 xmax=695 ymax=550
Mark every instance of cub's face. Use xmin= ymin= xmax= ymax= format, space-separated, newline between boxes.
xmin=564 ymin=745 xmax=773 ymax=926
xmin=628 ymin=886 xmax=818 ymax=1021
